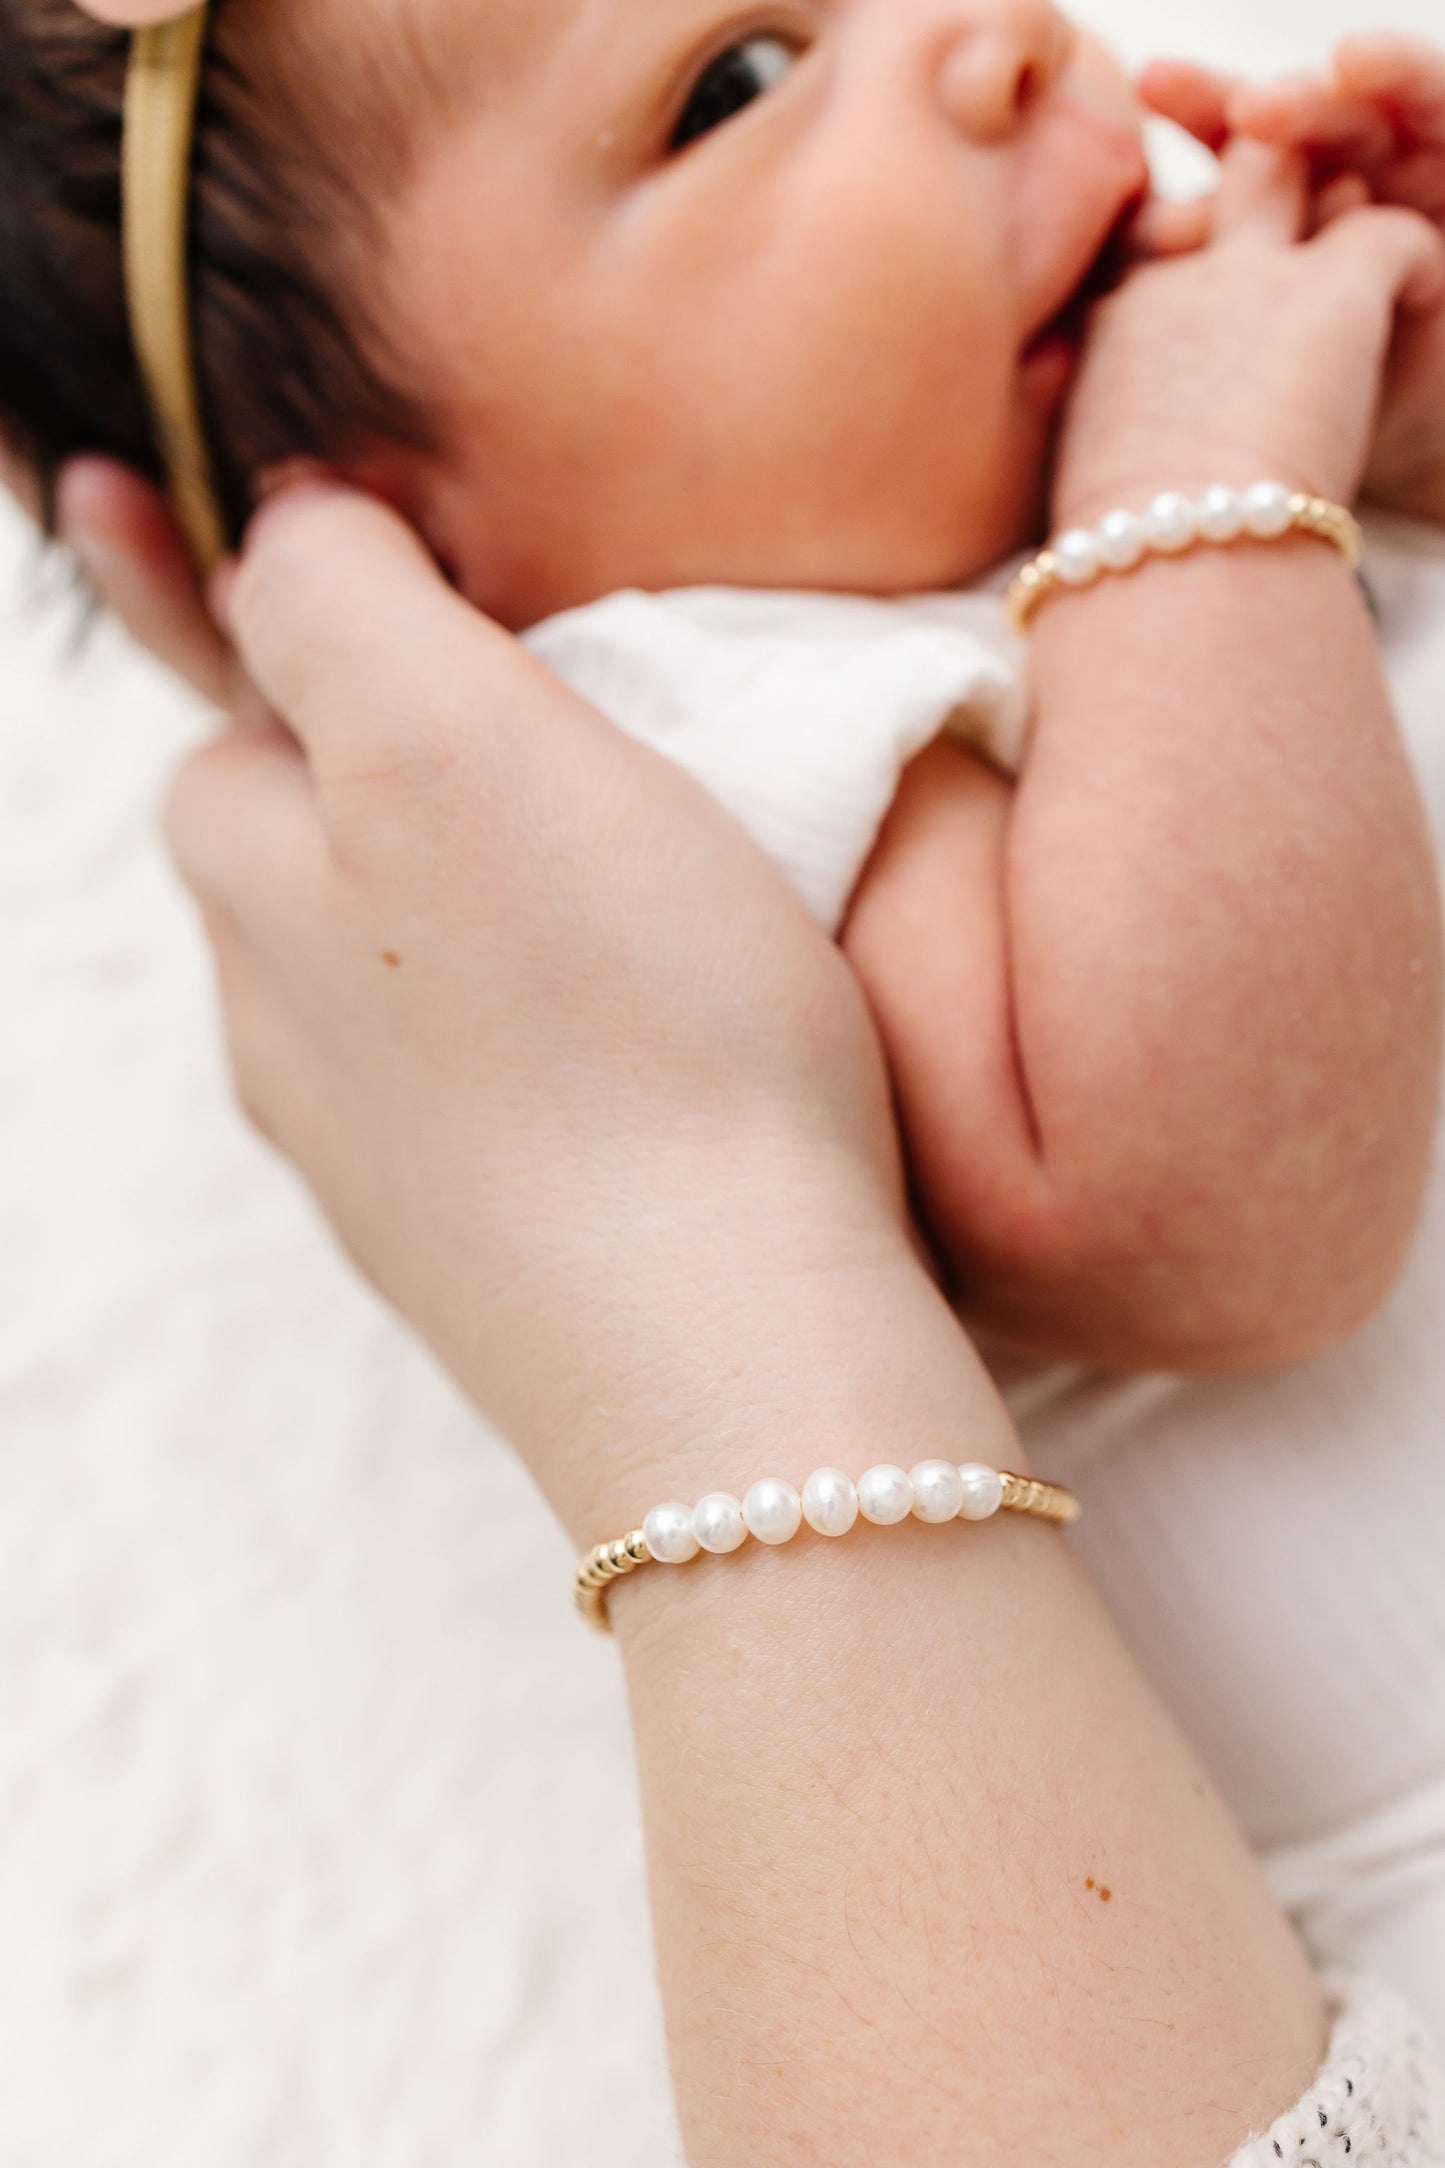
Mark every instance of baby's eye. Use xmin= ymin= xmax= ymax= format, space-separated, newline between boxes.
xmin=671 ymin=34 xmax=799 ymax=151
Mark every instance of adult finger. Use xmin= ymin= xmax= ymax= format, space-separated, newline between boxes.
xmin=222 ymin=482 xmax=583 ymax=792
xmin=0 ymin=436 xmax=42 ymax=521
xmin=56 ymin=459 xmax=237 ymax=705
xmin=1213 ymin=140 xmax=1310 ymax=245
xmin=163 ymin=710 xmax=328 ymax=939
xmin=1137 ymin=60 xmax=1236 ymax=153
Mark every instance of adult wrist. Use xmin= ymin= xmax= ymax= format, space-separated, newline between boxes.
xmin=513 ymin=1242 xmax=1028 ymax=1556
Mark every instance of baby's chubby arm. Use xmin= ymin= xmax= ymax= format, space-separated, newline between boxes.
xmin=846 ymin=145 xmax=1445 ymax=1373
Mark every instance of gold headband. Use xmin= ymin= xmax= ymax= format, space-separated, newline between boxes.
xmin=121 ymin=6 xmax=226 ymax=570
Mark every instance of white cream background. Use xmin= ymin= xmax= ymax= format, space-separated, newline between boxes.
xmin=2 ymin=1 xmax=1442 ymax=2159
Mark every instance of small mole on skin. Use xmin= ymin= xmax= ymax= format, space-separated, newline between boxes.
xmin=1085 ymin=1877 xmax=1095 ymax=1889
xmin=1100 ymin=1887 xmax=1112 ymax=1903
xmin=381 ymin=951 xmax=403 ymax=969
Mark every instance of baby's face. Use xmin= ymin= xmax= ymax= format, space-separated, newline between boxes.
xmin=370 ymin=0 xmax=1148 ymax=626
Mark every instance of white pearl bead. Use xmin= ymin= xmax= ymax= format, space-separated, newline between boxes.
xmin=1196 ymin=485 xmax=1245 ymax=544
xmin=1052 ymin=529 xmax=1101 ymax=587
xmin=857 ymin=1464 xmax=914 ymax=1526
xmin=1242 ymin=480 xmax=1293 ymax=539
xmin=910 ymin=1459 xmax=965 ymax=1524
xmin=1143 ymin=492 xmax=1198 ymax=555
xmin=743 ymin=1477 xmax=803 ymax=1547
xmin=801 ymin=1467 xmax=859 ymax=1539
xmin=957 ymin=1463 xmax=1005 ymax=1522
xmin=643 ymin=1502 xmax=700 ymax=1565
xmin=692 ymin=1493 xmax=747 ymax=1554
xmin=1095 ymin=508 xmax=1146 ymax=572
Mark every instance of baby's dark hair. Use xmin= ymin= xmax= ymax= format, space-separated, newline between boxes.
xmin=0 ymin=0 xmax=437 ymax=548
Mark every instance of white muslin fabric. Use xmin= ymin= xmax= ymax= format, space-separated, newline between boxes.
xmin=525 ymin=584 xmax=1028 ymax=932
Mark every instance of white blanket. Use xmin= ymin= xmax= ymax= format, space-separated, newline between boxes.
xmin=3 ymin=1 xmax=1442 ymax=2157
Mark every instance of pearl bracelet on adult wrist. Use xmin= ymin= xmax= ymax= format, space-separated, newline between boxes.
xmin=573 ymin=1462 xmax=1080 ymax=1632
xmin=1006 ymin=481 xmax=1364 ymax=633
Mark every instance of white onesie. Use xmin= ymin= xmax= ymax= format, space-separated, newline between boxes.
xmin=523 ymin=513 xmax=1445 ymax=2154
xmin=526 ymin=582 xmax=1029 ymax=933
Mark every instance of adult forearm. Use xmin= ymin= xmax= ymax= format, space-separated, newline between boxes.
xmin=599 ymin=1261 xmax=1323 ymax=2166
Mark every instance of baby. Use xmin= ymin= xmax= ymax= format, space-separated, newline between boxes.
xmin=4 ymin=0 xmax=1445 ymax=1385
xmin=5 ymin=0 xmax=1445 ymax=2039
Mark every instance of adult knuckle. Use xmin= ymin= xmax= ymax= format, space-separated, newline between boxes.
xmin=316 ymin=689 xmax=460 ymax=845
xmin=162 ymin=736 xmax=238 ymax=890
xmin=222 ymin=1003 xmax=289 ymax=1150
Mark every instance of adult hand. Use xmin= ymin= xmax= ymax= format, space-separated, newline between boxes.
xmin=55 ymin=459 xmax=237 ymax=704
xmin=166 ymin=482 xmax=932 ymax=1541
xmin=110 ymin=477 xmax=1328 ymax=2168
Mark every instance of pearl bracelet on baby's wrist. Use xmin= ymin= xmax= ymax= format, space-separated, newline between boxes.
xmin=574 ymin=1461 xmax=1080 ymax=1632
xmin=1006 ymin=481 xmax=1364 ymax=633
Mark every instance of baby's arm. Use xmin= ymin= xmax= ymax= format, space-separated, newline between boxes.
xmin=846 ymin=149 xmax=1445 ymax=1373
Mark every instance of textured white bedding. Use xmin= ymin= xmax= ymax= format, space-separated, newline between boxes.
xmin=2 ymin=2 xmax=1442 ymax=2159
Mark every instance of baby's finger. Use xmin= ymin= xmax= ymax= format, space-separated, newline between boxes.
xmin=1313 ymin=202 xmax=1445 ymax=315
xmin=1371 ymin=146 xmax=1445 ymax=222
xmin=1335 ymin=33 xmax=1445 ymax=139
xmin=1213 ymin=140 xmax=1310 ymax=245
xmin=1311 ymin=172 xmax=1373 ymax=235
xmin=1126 ymin=192 xmax=1214 ymax=261
xmin=1230 ymin=74 xmax=1396 ymax=170
xmin=1137 ymin=59 xmax=1237 ymax=153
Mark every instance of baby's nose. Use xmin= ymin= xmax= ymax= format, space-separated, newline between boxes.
xmin=934 ymin=0 xmax=1074 ymax=142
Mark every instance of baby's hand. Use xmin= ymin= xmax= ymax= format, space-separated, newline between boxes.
xmin=1052 ymin=137 xmax=1445 ymax=533
xmin=1143 ymin=36 xmax=1445 ymax=523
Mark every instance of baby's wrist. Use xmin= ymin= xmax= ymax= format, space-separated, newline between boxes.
xmin=1049 ymin=455 xmax=1352 ymax=542
xmin=1366 ymin=440 xmax=1445 ymax=528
